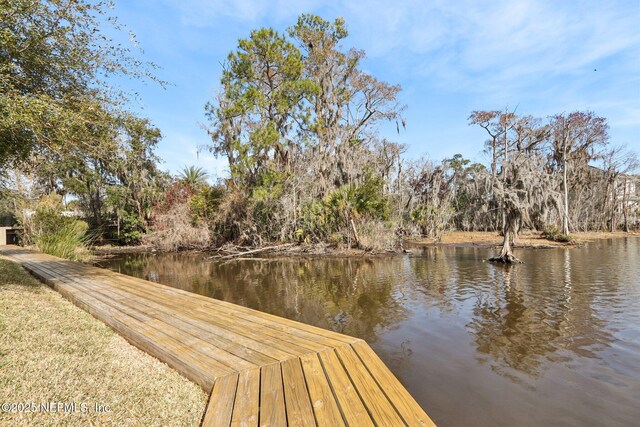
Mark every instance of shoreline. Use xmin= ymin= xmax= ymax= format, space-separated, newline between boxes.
xmin=90 ymin=230 xmax=639 ymax=259
xmin=407 ymin=230 xmax=639 ymax=249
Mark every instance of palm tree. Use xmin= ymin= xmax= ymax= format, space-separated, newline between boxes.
xmin=178 ymin=166 xmax=209 ymax=189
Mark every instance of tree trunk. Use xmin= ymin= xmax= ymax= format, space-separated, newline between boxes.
xmin=489 ymin=211 xmax=522 ymax=264
xmin=562 ymin=145 xmax=570 ymax=236
xmin=610 ymin=180 xmax=617 ymax=232
xmin=622 ymin=177 xmax=629 ymax=232
xmin=350 ymin=219 xmax=361 ymax=249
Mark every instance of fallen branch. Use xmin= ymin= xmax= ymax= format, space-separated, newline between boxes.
xmin=211 ymin=243 xmax=294 ymax=260
xmin=220 ymin=257 xmax=274 ymax=265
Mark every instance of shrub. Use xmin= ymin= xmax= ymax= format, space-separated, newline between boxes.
xmin=541 ymin=226 xmax=574 ymax=243
xmin=190 ymin=185 xmax=225 ymax=222
xmin=298 ymin=175 xmax=391 ymax=247
xmin=409 ymin=204 xmax=454 ymax=238
xmin=32 ymin=208 xmax=91 ymax=261
xmin=119 ymin=213 xmax=146 ymax=245
xmin=143 ymin=203 xmax=210 ymax=251
xmin=357 ymin=221 xmax=400 ymax=251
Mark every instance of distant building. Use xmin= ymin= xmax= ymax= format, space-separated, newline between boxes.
xmin=21 ymin=209 xmax=81 ymax=218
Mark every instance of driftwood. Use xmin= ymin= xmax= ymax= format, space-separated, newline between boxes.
xmin=209 ymin=243 xmax=294 ymax=260
xmin=350 ymin=219 xmax=361 ymax=248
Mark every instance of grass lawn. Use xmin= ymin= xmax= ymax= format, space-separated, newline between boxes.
xmin=0 ymin=256 xmax=206 ymax=426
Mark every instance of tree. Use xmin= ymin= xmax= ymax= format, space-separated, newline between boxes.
xmin=468 ymin=109 xmax=516 ymax=230
xmin=205 ymin=27 xmax=311 ymax=189
xmin=550 ymin=111 xmax=609 ymax=235
xmin=0 ymin=0 xmax=160 ymax=167
xmin=111 ymin=115 xmax=167 ymax=225
xmin=489 ymin=153 xmax=560 ymax=263
xmin=468 ymin=110 xmax=515 ymax=181
xmin=601 ymin=146 xmax=639 ymax=232
xmin=204 ymin=15 xmax=405 ymax=247
xmin=16 ymin=109 xmax=167 ymax=239
xmin=178 ymin=166 xmax=210 ymax=191
xmin=290 ymin=14 xmax=404 ymax=191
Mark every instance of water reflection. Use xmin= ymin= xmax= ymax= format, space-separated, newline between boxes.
xmin=98 ymin=237 xmax=640 ymax=427
xmin=104 ymin=255 xmax=408 ymax=342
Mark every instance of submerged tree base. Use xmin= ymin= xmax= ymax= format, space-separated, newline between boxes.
xmin=488 ymin=254 xmax=523 ymax=264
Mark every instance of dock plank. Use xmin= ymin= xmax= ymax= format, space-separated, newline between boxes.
xmin=259 ymin=363 xmax=287 ymax=427
xmin=282 ymin=358 xmax=316 ymax=427
xmin=335 ymin=345 xmax=405 ymax=426
xmin=300 ymin=353 xmax=345 ymax=427
xmin=318 ymin=350 xmax=374 ymax=427
xmin=203 ymin=373 xmax=239 ymax=427
xmin=351 ymin=340 xmax=436 ymax=426
xmin=231 ymin=368 xmax=260 ymax=427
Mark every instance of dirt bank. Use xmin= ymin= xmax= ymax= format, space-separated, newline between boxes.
xmin=407 ymin=230 xmax=638 ymax=249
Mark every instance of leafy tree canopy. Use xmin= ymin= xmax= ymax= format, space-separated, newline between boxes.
xmin=0 ymin=0 xmax=161 ymax=167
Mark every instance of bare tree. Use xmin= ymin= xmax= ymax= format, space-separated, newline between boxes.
xmin=550 ymin=112 xmax=609 ymax=235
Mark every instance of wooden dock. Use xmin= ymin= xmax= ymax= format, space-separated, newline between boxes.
xmin=0 ymin=246 xmax=435 ymax=426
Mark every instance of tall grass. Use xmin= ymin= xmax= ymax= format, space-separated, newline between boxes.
xmin=33 ymin=211 xmax=92 ymax=261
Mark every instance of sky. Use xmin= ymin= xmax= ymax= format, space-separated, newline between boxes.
xmin=110 ymin=0 xmax=640 ymax=180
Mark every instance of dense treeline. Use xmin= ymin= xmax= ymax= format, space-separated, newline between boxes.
xmin=198 ymin=14 xmax=639 ymax=259
xmin=0 ymin=0 xmax=165 ymax=258
xmin=1 ymin=6 xmax=638 ymax=260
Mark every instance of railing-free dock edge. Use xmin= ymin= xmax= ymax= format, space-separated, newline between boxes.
xmin=0 ymin=246 xmax=435 ymax=426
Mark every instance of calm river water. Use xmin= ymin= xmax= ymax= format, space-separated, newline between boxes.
xmin=97 ymin=237 xmax=640 ymax=427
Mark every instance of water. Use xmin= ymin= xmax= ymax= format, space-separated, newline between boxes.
xmin=97 ymin=237 xmax=640 ymax=427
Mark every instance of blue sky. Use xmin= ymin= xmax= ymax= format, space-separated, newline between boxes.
xmin=111 ymin=0 xmax=640 ymax=179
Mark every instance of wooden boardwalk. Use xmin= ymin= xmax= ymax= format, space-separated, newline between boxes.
xmin=0 ymin=246 xmax=435 ymax=426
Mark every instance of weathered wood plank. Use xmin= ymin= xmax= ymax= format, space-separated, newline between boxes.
xmin=231 ymin=368 xmax=261 ymax=427
xmin=26 ymin=261 xmax=246 ymax=374
xmin=281 ymin=358 xmax=316 ymax=427
xmin=318 ymin=349 xmax=374 ymax=427
xmin=300 ymin=353 xmax=345 ymax=427
xmin=203 ymin=373 xmax=239 ymax=427
xmin=44 ymin=259 xmax=326 ymax=359
xmin=22 ymin=261 xmax=231 ymax=386
xmin=53 ymin=254 xmax=356 ymax=346
xmin=351 ymin=340 xmax=436 ymax=427
xmin=335 ymin=345 xmax=405 ymax=426
xmin=259 ymin=363 xmax=286 ymax=427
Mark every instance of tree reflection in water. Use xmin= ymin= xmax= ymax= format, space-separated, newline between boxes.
xmin=467 ymin=249 xmax=615 ymax=379
xmin=98 ymin=254 xmax=409 ymax=342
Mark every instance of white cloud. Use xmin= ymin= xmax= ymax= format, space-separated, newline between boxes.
xmin=337 ymin=1 xmax=639 ymax=97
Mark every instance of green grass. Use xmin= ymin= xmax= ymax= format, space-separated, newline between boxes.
xmin=0 ymin=257 xmax=206 ymax=426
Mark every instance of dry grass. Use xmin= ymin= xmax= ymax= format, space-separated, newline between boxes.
xmin=409 ymin=230 xmax=638 ymax=247
xmin=0 ymin=256 xmax=206 ymax=426
xmin=357 ymin=221 xmax=400 ymax=251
